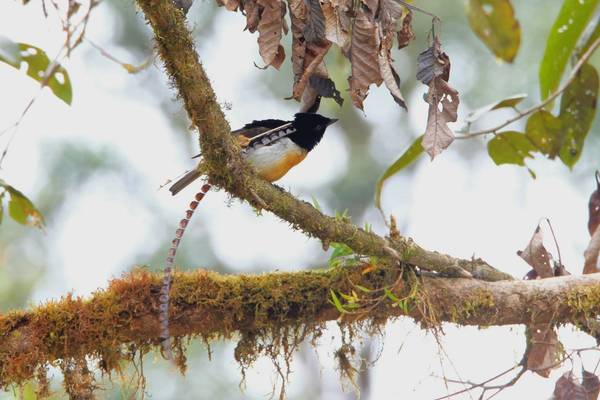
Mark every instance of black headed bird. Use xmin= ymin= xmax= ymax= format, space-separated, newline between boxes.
xmin=169 ymin=112 xmax=338 ymax=194
xmin=159 ymin=112 xmax=337 ymax=361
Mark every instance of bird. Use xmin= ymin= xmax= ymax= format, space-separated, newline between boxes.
xmin=158 ymin=112 xmax=337 ymax=361
xmin=168 ymin=112 xmax=338 ymax=195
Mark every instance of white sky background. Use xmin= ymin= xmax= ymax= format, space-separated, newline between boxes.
xmin=1 ymin=0 xmax=600 ymax=399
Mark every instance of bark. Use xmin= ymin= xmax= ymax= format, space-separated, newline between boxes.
xmin=2 ymin=267 xmax=600 ymax=386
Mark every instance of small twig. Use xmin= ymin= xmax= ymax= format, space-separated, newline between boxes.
xmin=457 ymin=36 xmax=600 ymax=139
xmin=250 ymin=188 xmax=268 ymax=209
xmin=86 ymin=38 xmax=153 ymax=74
xmin=394 ymin=0 xmax=438 ymax=20
xmin=544 ymin=218 xmax=563 ymax=268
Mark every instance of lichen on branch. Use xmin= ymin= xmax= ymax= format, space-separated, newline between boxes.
xmin=3 ymin=267 xmax=600 ymax=389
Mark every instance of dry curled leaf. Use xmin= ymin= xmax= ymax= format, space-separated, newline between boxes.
xmin=553 ymin=371 xmax=588 ymax=400
xmin=583 ymin=369 xmax=600 ymax=400
xmin=303 ymin=0 xmax=326 ymax=43
xmin=288 ymin=0 xmax=307 ymax=77
xmin=518 ymin=224 xmax=554 ymax=279
xmin=309 ymin=75 xmax=343 ymax=106
xmin=292 ymin=41 xmax=331 ymax=100
xmin=416 ymin=38 xmax=450 ymax=85
xmin=362 ymin=0 xmax=379 ymax=16
xmin=322 ymin=0 xmax=351 ymax=51
xmin=422 ymin=77 xmax=459 ymax=159
xmin=348 ymin=6 xmax=382 ymax=110
xmin=243 ymin=0 xmax=261 ymax=32
xmin=378 ymin=51 xmax=406 ymax=109
xmin=527 ymin=325 xmax=562 ymax=378
xmin=376 ymin=0 xmax=407 ymax=110
xmin=377 ymin=0 xmax=403 ymax=33
xmin=417 ymin=37 xmax=458 ymax=158
xmin=257 ymin=0 xmax=286 ymax=69
xmin=396 ymin=9 xmax=415 ymax=49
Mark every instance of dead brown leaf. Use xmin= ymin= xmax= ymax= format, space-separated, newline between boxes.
xmin=554 ymin=372 xmax=588 ymax=400
xmin=322 ymin=0 xmax=350 ymax=52
xmin=375 ymin=0 xmax=407 ymax=109
xmin=583 ymin=369 xmax=600 ymax=400
xmin=417 ymin=37 xmax=457 ymax=158
xmin=257 ymin=0 xmax=286 ymax=69
xmin=396 ymin=9 xmax=414 ymax=49
xmin=309 ymin=75 xmax=343 ymax=106
xmin=378 ymin=48 xmax=406 ymax=109
xmin=362 ymin=0 xmax=379 ymax=16
xmin=422 ymin=77 xmax=459 ymax=159
xmin=292 ymin=41 xmax=331 ymax=99
xmin=243 ymin=0 xmax=261 ymax=32
xmin=589 ymin=171 xmax=600 ymax=236
xmin=304 ymin=0 xmax=326 ymax=43
xmin=348 ymin=6 xmax=382 ymax=110
xmin=416 ymin=38 xmax=450 ymax=85
xmin=377 ymin=0 xmax=402 ymax=33
xmin=518 ymin=224 xmax=554 ymax=279
xmin=527 ymin=325 xmax=562 ymax=378
xmin=287 ymin=0 xmax=307 ymax=78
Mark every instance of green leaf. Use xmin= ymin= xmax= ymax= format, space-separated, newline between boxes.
xmin=0 ymin=182 xmax=45 ymax=229
xmin=525 ymin=110 xmax=563 ymax=158
xmin=328 ymin=242 xmax=354 ymax=267
xmin=487 ymin=131 xmax=536 ymax=166
xmin=384 ymin=288 xmax=401 ymax=303
xmin=557 ymin=63 xmax=599 ymax=168
xmin=539 ymin=0 xmax=598 ymax=101
xmin=0 ymin=39 xmax=72 ymax=105
xmin=375 ymin=135 xmax=424 ymax=212
xmin=329 ymin=289 xmax=347 ymax=314
xmin=354 ymin=284 xmax=372 ymax=293
xmin=310 ymin=195 xmax=322 ymax=212
xmin=398 ymin=299 xmax=412 ymax=314
xmin=465 ymin=93 xmax=527 ymax=123
xmin=466 ymin=0 xmax=521 ymax=62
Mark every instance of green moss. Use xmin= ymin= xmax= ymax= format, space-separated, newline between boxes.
xmin=565 ymin=284 xmax=600 ymax=318
xmin=449 ymin=288 xmax=496 ymax=323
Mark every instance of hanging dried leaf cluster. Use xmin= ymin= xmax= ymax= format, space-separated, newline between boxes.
xmin=416 ymin=36 xmax=459 ymax=159
xmin=214 ymin=0 xmax=418 ymax=111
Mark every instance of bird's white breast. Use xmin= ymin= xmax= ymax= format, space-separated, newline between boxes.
xmin=243 ymin=138 xmax=307 ymax=182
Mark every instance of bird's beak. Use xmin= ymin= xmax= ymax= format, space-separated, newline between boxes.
xmin=327 ymin=118 xmax=339 ymax=126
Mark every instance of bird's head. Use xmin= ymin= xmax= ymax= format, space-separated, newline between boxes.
xmin=289 ymin=113 xmax=338 ymax=151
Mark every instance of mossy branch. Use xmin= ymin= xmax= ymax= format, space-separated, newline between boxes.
xmin=135 ymin=0 xmax=512 ymax=282
xmin=3 ymin=267 xmax=600 ymax=386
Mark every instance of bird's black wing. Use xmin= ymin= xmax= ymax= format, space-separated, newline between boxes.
xmin=232 ymin=119 xmax=288 ymax=139
xmin=191 ymin=119 xmax=290 ymax=159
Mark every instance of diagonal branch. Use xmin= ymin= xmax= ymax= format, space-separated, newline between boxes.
xmin=136 ymin=0 xmax=512 ymax=282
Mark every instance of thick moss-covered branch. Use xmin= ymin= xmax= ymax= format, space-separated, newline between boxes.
xmin=135 ymin=0 xmax=512 ymax=282
xmin=2 ymin=267 xmax=600 ymax=387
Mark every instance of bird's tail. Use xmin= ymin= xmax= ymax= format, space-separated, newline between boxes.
xmin=159 ymin=182 xmax=212 ymax=361
xmin=169 ymin=169 xmax=202 ymax=196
